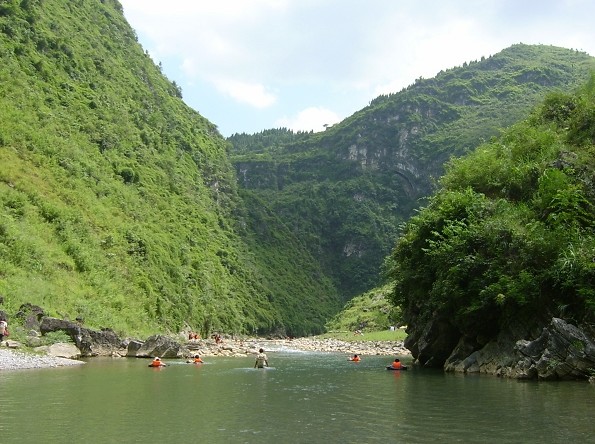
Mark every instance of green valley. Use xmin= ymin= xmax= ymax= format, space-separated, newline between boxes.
xmin=1 ymin=0 xmax=594 ymax=348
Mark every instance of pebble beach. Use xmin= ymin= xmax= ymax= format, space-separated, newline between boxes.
xmin=0 ymin=348 xmax=85 ymax=371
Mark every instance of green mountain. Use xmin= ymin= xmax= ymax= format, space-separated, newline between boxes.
xmin=0 ymin=0 xmax=339 ymax=336
xmin=2 ymin=0 xmax=594 ymax=340
xmin=389 ymin=79 xmax=595 ymax=373
xmin=229 ymin=44 xmax=595 ymax=301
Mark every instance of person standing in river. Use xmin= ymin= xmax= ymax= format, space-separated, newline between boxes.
xmin=254 ymin=348 xmax=269 ymax=368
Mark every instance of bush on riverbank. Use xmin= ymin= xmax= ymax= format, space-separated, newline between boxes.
xmin=324 ymin=284 xmax=402 ymax=333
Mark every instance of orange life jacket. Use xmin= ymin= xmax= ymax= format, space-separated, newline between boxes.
xmin=392 ymin=361 xmax=402 ymax=369
xmin=194 ymin=358 xmax=203 ymax=363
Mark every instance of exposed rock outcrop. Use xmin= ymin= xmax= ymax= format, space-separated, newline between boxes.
xmin=39 ymin=317 xmax=123 ymax=357
xmin=414 ymin=317 xmax=595 ymax=380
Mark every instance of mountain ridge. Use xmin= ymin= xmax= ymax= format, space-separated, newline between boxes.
xmin=229 ymin=43 xmax=595 ymax=300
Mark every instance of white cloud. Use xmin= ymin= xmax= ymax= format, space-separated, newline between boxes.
xmin=213 ymin=79 xmax=277 ymax=109
xmin=120 ymin=0 xmax=595 ymax=135
xmin=276 ymin=107 xmax=341 ymax=133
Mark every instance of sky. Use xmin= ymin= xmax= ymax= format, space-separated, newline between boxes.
xmin=118 ymin=0 xmax=595 ymax=137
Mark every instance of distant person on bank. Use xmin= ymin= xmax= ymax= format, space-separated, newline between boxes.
xmin=0 ymin=319 xmax=8 ymax=344
xmin=254 ymin=348 xmax=269 ymax=368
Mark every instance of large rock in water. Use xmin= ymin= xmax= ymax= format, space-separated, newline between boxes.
xmin=132 ymin=335 xmax=185 ymax=359
xmin=442 ymin=318 xmax=595 ymax=380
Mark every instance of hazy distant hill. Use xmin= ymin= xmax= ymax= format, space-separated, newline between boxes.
xmin=229 ymin=44 xmax=595 ymax=300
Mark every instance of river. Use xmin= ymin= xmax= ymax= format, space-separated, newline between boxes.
xmin=0 ymin=348 xmax=593 ymax=443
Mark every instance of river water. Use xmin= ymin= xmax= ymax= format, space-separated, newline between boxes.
xmin=0 ymin=348 xmax=593 ymax=443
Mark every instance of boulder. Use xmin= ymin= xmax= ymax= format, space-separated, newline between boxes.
xmin=45 ymin=342 xmax=82 ymax=359
xmin=126 ymin=339 xmax=144 ymax=357
xmin=133 ymin=335 xmax=186 ymax=358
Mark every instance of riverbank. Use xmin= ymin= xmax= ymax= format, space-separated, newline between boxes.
xmin=0 ymin=336 xmax=409 ymax=370
xmin=0 ymin=348 xmax=84 ymax=370
xmin=185 ymin=336 xmax=410 ymax=358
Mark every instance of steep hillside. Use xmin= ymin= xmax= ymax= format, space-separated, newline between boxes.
xmin=390 ymin=79 xmax=595 ymax=378
xmin=0 ymin=0 xmax=339 ymax=336
xmin=230 ymin=45 xmax=595 ymax=300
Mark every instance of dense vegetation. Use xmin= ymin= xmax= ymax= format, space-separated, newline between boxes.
xmin=2 ymin=0 xmax=594 ymax=339
xmin=324 ymin=283 xmax=401 ymax=332
xmin=390 ymin=80 xmax=595 ymax=342
xmin=0 ymin=0 xmax=339 ymax=336
xmin=229 ymin=45 xmax=595 ymax=301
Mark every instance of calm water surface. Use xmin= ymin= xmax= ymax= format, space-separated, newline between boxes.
xmin=0 ymin=348 xmax=593 ymax=443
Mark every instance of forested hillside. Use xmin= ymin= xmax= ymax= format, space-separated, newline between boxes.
xmin=0 ymin=0 xmax=339 ymax=336
xmin=229 ymin=44 xmax=595 ymax=301
xmin=390 ymin=80 xmax=595 ymax=373
xmin=2 ymin=0 xmax=594 ymax=340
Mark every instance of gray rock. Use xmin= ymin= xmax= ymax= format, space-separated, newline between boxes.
xmin=442 ymin=317 xmax=595 ymax=380
xmin=45 ymin=342 xmax=82 ymax=359
xmin=39 ymin=317 xmax=123 ymax=357
xmin=134 ymin=335 xmax=186 ymax=358
xmin=126 ymin=339 xmax=144 ymax=357
xmin=14 ymin=303 xmax=45 ymax=330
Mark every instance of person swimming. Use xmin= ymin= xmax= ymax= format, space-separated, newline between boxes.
xmin=349 ymin=354 xmax=361 ymax=362
xmin=149 ymin=357 xmax=166 ymax=367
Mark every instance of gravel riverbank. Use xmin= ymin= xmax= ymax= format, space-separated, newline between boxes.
xmin=0 ymin=348 xmax=84 ymax=371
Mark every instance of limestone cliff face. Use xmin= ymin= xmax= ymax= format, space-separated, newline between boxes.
xmin=407 ymin=314 xmax=595 ymax=380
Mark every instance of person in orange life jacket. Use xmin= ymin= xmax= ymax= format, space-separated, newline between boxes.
xmin=391 ymin=358 xmax=402 ymax=369
xmin=150 ymin=357 xmax=166 ymax=367
xmin=349 ymin=354 xmax=361 ymax=362
xmin=193 ymin=355 xmax=203 ymax=363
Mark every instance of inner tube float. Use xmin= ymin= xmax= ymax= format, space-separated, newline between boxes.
xmin=386 ymin=365 xmax=408 ymax=370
